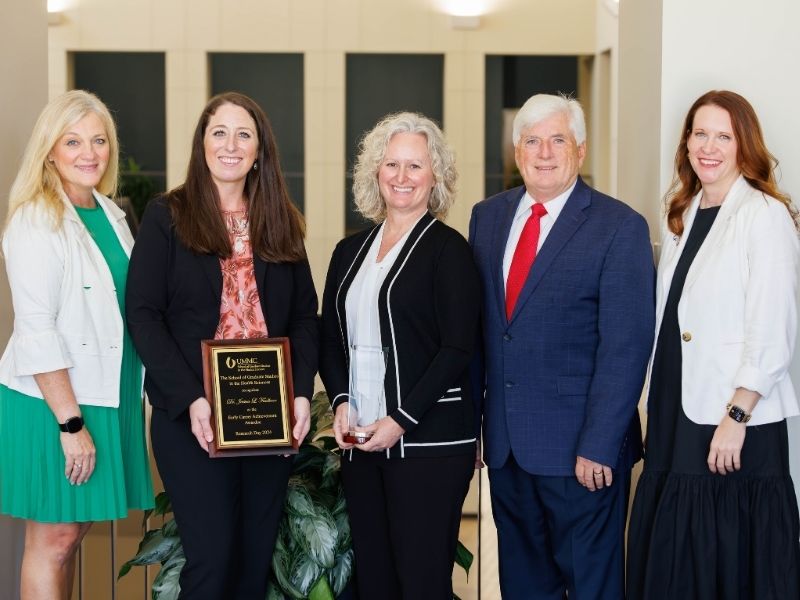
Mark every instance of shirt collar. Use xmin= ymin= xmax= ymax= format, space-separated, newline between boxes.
xmin=514 ymin=179 xmax=578 ymax=223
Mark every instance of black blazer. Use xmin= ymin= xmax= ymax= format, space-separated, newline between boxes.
xmin=319 ymin=213 xmax=480 ymax=458
xmin=126 ymin=197 xmax=319 ymax=420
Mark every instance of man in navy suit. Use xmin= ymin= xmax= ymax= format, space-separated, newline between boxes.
xmin=470 ymin=94 xmax=655 ymax=599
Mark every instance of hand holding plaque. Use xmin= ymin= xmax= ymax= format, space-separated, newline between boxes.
xmin=201 ymin=338 xmax=297 ymax=457
xmin=343 ymin=345 xmax=387 ymax=445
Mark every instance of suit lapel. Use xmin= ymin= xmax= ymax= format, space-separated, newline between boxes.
xmin=508 ymin=179 xmax=590 ymax=323
xmin=493 ymin=188 xmax=525 ymax=324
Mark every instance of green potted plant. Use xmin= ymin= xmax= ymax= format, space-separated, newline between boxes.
xmin=120 ymin=391 xmax=473 ymax=599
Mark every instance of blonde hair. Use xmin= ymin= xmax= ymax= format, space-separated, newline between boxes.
xmin=352 ymin=112 xmax=456 ymax=223
xmin=6 ymin=90 xmax=119 ymax=228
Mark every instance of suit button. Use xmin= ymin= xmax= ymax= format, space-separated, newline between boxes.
xmin=503 ymin=334 xmax=512 ymax=341
xmin=681 ymin=331 xmax=692 ymax=342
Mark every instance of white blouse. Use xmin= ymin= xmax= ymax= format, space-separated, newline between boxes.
xmin=345 ymin=221 xmax=414 ymax=425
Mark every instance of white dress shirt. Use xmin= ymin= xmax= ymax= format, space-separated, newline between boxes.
xmin=503 ymin=180 xmax=577 ymax=288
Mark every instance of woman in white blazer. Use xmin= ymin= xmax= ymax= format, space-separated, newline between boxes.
xmin=0 ymin=91 xmax=153 ymax=599
xmin=628 ymin=90 xmax=800 ymax=599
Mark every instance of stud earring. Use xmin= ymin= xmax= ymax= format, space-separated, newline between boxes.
xmin=253 ymin=163 xmax=258 ymax=171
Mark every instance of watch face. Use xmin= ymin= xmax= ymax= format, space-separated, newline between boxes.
xmin=62 ymin=417 xmax=84 ymax=433
xmin=729 ymin=406 xmax=745 ymax=422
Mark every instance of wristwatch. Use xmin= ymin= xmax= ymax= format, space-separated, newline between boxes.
xmin=59 ymin=416 xmax=85 ymax=433
xmin=726 ymin=403 xmax=751 ymax=424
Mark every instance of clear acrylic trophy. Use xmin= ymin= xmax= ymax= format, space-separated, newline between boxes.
xmin=344 ymin=345 xmax=387 ymax=444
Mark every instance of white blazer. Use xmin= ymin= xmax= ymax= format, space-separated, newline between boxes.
xmin=0 ymin=191 xmax=135 ymax=408
xmin=651 ymin=176 xmax=800 ymax=426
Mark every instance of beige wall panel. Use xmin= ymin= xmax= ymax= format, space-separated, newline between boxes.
xmin=289 ymin=0 xmax=327 ymax=51
xmin=321 ymin=0 xmax=361 ymax=50
xmin=74 ymin=1 xmax=153 ymax=49
xmin=184 ymin=0 xmax=221 ymax=50
xmin=0 ymin=0 xmax=48 ymax=595
xmin=152 ymin=1 xmax=186 ymax=50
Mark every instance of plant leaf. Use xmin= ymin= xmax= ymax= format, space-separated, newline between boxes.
xmin=290 ymin=553 xmax=322 ymax=596
xmin=308 ymin=575 xmax=335 ymax=600
xmin=289 ymin=506 xmax=337 ymax=568
xmin=153 ymin=491 xmax=173 ymax=517
xmin=454 ymin=540 xmax=474 ymax=578
xmin=271 ymin=539 xmax=304 ymax=599
xmin=285 ymin=484 xmax=317 ymax=517
xmin=291 ymin=446 xmax=327 ymax=478
xmin=329 ymin=549 xmax=353 ymax=596
xmin=320 ymin=454 xmax=341 ymax=491
xmin=333 ymin=504 xmax=351 ymax=552
xmin=266 ymin=581 xmax=287 ymax=600
xmin=118 ymin=529 xmax=179 ymax=576
xmin=161 ymin=518 xmax=179 ymax=538
xmin=151 ymin=545 xmax=184 ymax=600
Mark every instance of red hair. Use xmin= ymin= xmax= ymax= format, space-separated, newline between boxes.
xmin=666 ymin=90 xmax=795 ymax=235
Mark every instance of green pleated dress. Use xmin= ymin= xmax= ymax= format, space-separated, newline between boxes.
xmin=0 ymin=203 xmax=154 ymax=523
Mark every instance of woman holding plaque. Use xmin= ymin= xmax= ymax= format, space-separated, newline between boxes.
xmin=126 ymin=92 xmax=318 ymax=599
xmin=319 ymin=112 xmax=481 ymax=600
xmin=0 ymin=90 xmax=153 ymax=598
xmin=627 ymin=90 xmax=800 ymax=599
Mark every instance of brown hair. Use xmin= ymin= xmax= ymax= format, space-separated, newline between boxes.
xmin=666 ymin=90 xmax=796 ymax=235
xmin=168 ymin=92 xmax=306 ymax=261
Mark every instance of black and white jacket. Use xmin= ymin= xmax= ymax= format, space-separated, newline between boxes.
xmin=320 ymin=212 xmax=481 ymax=458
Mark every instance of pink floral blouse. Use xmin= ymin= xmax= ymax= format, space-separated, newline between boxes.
xmin=214 ymin=210 xmax=269 ymax=340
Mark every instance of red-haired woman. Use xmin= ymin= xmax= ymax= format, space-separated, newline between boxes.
xmin=627 ymin=90 xmax=800 ymax=599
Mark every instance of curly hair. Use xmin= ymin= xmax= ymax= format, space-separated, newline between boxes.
xmin=352 ymin=112 xmax=456 ymax=223
xmin=666 ymin=90 xmax=797 ymax=235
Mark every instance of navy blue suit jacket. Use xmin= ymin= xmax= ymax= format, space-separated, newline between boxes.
xmin=469 ymin=178 xmax=655 ymax=476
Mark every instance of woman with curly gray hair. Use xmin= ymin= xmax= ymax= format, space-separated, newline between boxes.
xmin=320 ymin=112 xmax=481 ymax=599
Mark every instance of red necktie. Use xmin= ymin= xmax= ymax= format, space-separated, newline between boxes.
xmin=506 ymin=202 xmax=547 ymax=320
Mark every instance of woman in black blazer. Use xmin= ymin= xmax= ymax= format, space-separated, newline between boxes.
xmin=319 ymin=112 xmax=481 ymax=600
xmin=126 ymin=92 xmax=317 ymax=599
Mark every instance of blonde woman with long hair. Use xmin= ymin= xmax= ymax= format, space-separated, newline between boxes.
xmin=0 ymin=90 xmax=153 ymax=598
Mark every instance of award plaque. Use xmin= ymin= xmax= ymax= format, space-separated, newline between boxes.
xmin=201 ymin=337 xmax=297 ymax=457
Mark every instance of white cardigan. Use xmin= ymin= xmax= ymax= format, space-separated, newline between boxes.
xmin=0 ymin=191 xmax=134 ymax=408
xmin=651 ymin=176 xmax=800 ymax=426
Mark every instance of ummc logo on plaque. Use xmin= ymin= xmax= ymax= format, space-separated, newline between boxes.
xmin=225 ymin=356 xmax=265 ymax=371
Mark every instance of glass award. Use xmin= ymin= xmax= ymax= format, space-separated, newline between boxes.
xmin=343 ymin=345 xmax=387 ymax=445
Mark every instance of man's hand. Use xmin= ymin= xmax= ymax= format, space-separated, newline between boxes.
xmin=575 ymin=455 xmax=613 ymax=491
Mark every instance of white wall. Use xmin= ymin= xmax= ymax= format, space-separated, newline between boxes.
xmin=619 ymin=0 xmax=800 ymax=496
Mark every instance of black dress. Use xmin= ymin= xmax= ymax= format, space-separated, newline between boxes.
xmin=627 ymin=206 xmax=800 ymax=600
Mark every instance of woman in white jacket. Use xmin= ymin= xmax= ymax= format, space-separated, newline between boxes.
xmin=0 ymin=90 xmax=153 ymax=598
xmin=627 ymin=90 xmax=800 ymax=599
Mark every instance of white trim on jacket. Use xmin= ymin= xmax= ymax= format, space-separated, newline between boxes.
xmin=0 ymin=190 xmax=136 ymax=408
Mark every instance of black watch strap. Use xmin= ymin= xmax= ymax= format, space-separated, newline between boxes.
xmin=59 ymin=416 xmax=84 ymax=433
